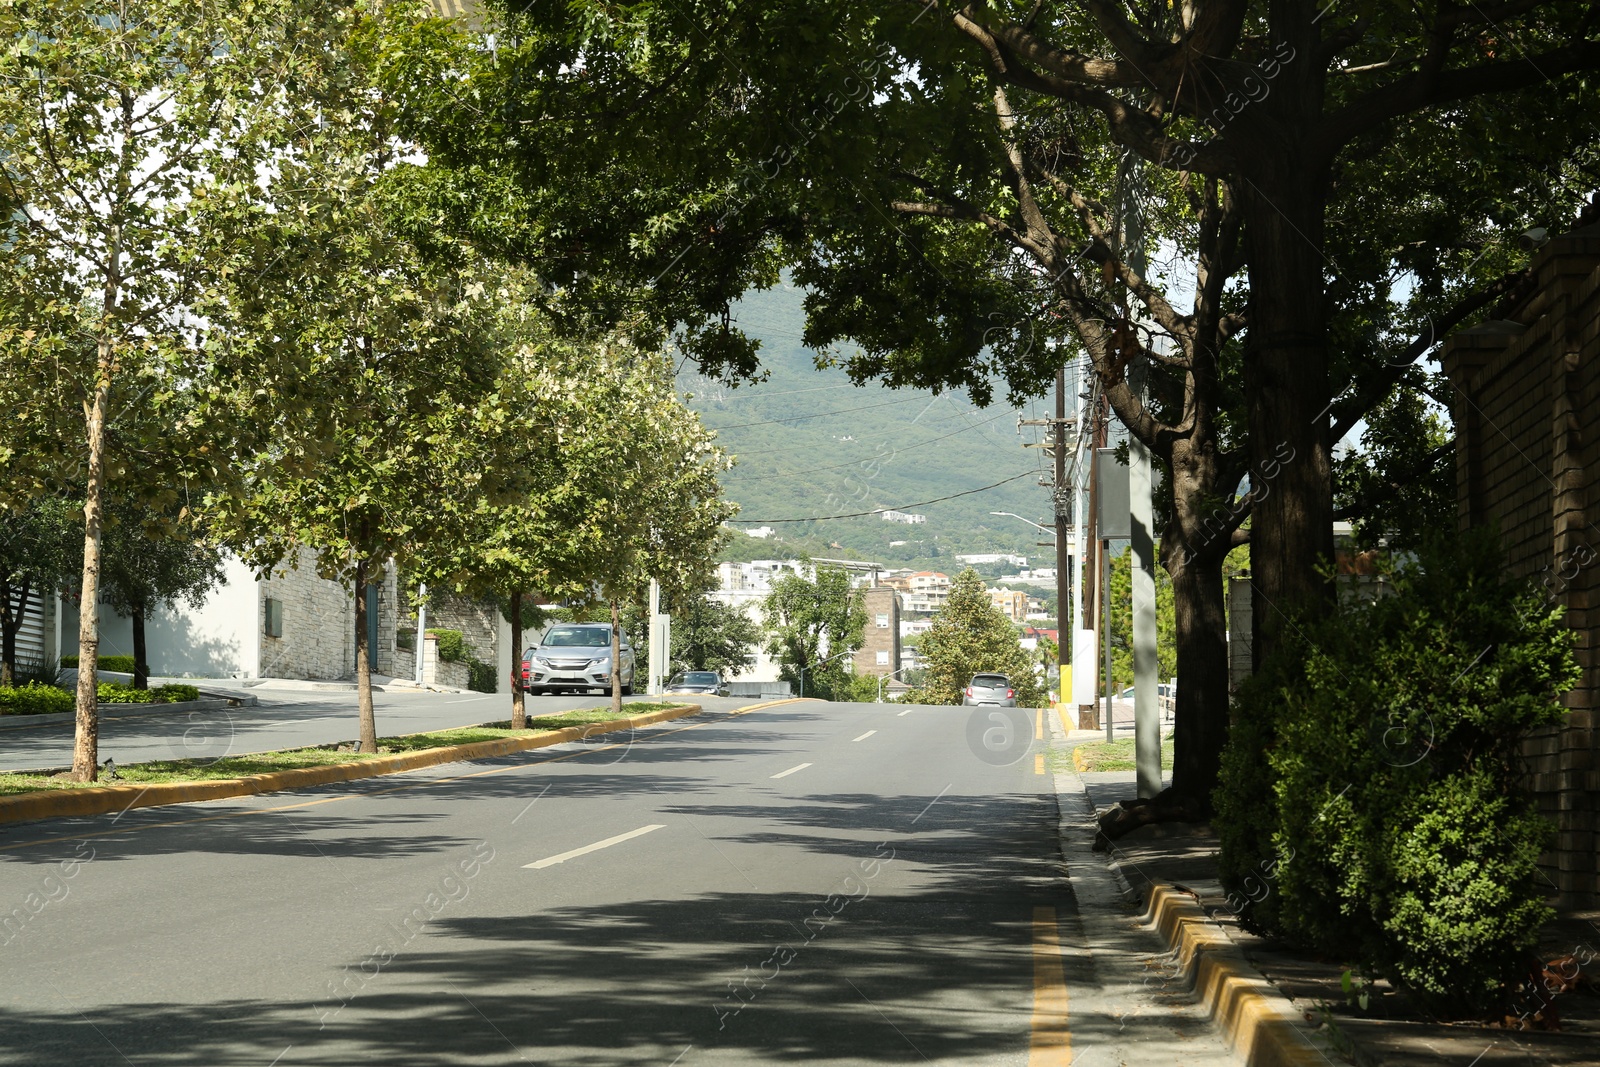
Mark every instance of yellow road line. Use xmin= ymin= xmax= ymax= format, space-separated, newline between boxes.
xmin=1034 ymin=753 xmax=1045 ymax=775
xmin=1034 ymin=707 xmax=1043 ymax=740
xmin=0 ymin=699 xmax=801 ymax=853
xmin=1028 ymin=905 xmax=1071 ymax=1066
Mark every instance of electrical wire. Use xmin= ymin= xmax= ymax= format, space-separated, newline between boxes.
xmin=739 ymin=469 xmax=1037 ymax=523
xmin=764 ymin=408 xmax=1016 ymax=478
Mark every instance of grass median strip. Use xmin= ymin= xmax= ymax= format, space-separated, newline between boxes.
xmin=1068 ymin=736 xmax=1175 ymax=773
xmin=0 ymin=702 xmax=685 ymax=798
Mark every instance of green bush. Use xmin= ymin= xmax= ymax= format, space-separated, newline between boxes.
xmin=433 ymin=630 xmax=468 ymax=664
xmin=96 ymin=681 xmax=202 ymax=704
xmin=0 ymin=682 xmax=75 ymax=716
xmin=1214 ymin=533 xmax=1577 ymax=1017
xmin=61 ymin=654 xmax=137 ymax=673
xmin=467 ymin=659 xmax=497 ymax=694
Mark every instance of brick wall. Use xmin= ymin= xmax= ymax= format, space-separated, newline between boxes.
xmin=855 ymin=587 xmax=901 ymax=678
xmin=1442 ymin=227 xmax=1600 ymax=907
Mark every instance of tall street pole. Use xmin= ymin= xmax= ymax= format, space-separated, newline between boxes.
xmin=1054 ymin=365 xmax=1070 ymax=711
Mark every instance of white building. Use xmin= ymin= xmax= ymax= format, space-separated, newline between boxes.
xmin=743 ymin=526 xmax=776 ymax=539
xmin=955 ymin=553 xmax=1028 ymax=568
xmin=880 ymin=510 xmax=926 ymax=524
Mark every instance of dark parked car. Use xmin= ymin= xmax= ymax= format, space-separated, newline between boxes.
xmin=521 ymin=624 xmax=635 ymax=695
xmin=663 ymin=670 xmax=727 ymax=696
xmin=962 ymin=673 xmax=1016 ymax=707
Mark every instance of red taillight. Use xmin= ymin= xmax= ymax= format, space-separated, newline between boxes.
xmin=1007 ymin=688 xmax=1015 ymax=698
xmin=965 ymin=687 xmax=973 ymax=696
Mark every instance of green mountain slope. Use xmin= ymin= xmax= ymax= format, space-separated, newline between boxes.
xmin=680 ymin=281 xmax=1061 ymax=567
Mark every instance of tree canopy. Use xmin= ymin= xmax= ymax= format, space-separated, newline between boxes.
xmin=913 ymin=569 xmax=1048 ymax=708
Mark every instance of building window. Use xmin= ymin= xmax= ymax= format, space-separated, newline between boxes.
xmin=876 ymin=613 xmax=889 ymax=628
xmin=876 ymin=650 xmax=889 ymax=666
xmin=264 ymin=597 xmax=283 ymax=638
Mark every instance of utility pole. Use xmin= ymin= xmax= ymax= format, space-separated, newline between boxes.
xmin=1053 ymin=366 xmax=1070 ymax=711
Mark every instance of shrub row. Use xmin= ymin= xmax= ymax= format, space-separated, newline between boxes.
xmin=1215 ymin=533 xmax=1577 ymax=1018
xmin=0 ymin=682 xmax=76 ymax=716
xmin=97 ymin=682 xmax=202 ymax=704
xmin=60 ymin=655 xmax=138 ymax=673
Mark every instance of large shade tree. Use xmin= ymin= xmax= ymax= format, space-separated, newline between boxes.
xmin=382 ymin=1 xmax=1600 ymax=821
xmin=0 ymin=0 xmax=325 ymax=780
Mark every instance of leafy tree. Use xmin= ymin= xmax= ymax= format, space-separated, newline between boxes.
xmin=99 ymin=498 xmax=225 ymax=690
xmin=0 ymin=497 xmax=81 ymax=685
xmin=384 ymin=0 xmax=1600 ymax=825
xmin=912 ymin=569 xmax=1046 ymax=708
xmin=0 ymin=0 xmax=315 ymax=780
xmin=208 ymin=3 xmax=510 ymax=752
xmin=671 ymin=596 xmax=760 ymax=677
xmin=1335 ymin=381 xmax=1455 ymax=552
xmin=762 ymin=567 xmax=867 ymax=700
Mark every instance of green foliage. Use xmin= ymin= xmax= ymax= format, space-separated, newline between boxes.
xmin=911 ymin=569 xmax=1047 ymax=708
xmin=1335 ymin=380 xmax=1455 ymax=552
xmin=761 ymin=566 xmax=867 ymax=699
xmin=0 ymin=683 xmax=75 ymax=716
xmin=0 ymin=496 xmax=82 ymax=682
xmin=671 ymin=596 xmax=760 ymax=676
xmin=433 ymin=630 xmax=469 ymax=664
xmin=467 ymin=660 xmax=498 ymax=694
xmin=62 ymin=655 xmax=137 ymax=674
xmin=96 ymin=682 xmax=199 ymax=704
xmin=1108 ymin=545 xmax=1177 ymax=689
xmin=99 ymin=497 xmax=226 ymax=622
xmin=1215 ymin=533 xmax=1578 ymax=1017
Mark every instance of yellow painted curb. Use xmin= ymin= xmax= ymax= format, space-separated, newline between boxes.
xmin=1144 ymin=886 xmax=1328 ymax=1067
xmin=0 ymin=702 xmax=705 ymax=827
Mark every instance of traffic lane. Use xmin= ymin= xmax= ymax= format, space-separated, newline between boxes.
xmin=0 ymin=701 xmax=1060 ymax=1065
xmin=0 ymin=689 xmax=754 ymax=771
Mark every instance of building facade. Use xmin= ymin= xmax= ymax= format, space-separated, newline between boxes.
xmin=853 ymin=587 xmax=902 ymax=681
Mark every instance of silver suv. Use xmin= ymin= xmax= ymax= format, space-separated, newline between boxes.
xmin=962 ymin=673 xmax=1016 ymax=707
xmin=521 ymin=624 xmax=635 ymax=696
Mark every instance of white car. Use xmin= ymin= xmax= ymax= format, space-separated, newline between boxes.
xmin=521 ymin=624 xmax=635 ymax=695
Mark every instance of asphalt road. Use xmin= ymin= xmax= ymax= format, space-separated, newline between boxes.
xmin=0 ymin=699 xmax=1237 ymax=1066
xmin=0 ymin=687 xmax=751 ymax=772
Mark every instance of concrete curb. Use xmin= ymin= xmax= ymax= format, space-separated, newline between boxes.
xmin=0 ymin=701 xmax=708 ymax=827
xmin=1142 ymin=885 xmax=1330 ymax=1067
xmin=0 ymin=694 xmax=259 ymax=731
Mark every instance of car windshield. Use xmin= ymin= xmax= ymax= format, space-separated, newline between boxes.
xmin=972 ymin=674 xmax=1009 ymax=687
xmin=672 ymin=672 xmax=718 ymax=687
xmin=542 ymin=626 xmax=610 ymax=648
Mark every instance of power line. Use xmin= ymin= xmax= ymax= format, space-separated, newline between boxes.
xmin=739 ymin=469 xmax=1037 ymax=523
xmin=732 ymin=397 xmax=1016 ymax=457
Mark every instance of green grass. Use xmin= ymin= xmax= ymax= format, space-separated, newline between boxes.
xmin=0 ymin=701 xmax=690 ymax=797
xmin=1071 ymin=736 xmax=1175 ymax=772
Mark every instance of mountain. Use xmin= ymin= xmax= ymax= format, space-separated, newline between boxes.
xmin=679 ymin=281 xmax=1062 ymax=571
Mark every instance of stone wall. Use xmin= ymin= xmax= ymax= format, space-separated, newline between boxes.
xmin=257 ymin=549 xmax=398 ymax=682
xmin=1442 ymin=225 xmax=1600 ymax=908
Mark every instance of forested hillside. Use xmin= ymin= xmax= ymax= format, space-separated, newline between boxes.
xmin=680 ymin=281 xmax=1059 ymax=568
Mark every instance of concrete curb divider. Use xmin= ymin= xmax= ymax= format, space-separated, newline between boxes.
xmin=0 ymin=701 xmax=712 ymax=827
xmin=1142 ymin=885 xmax=1330 ymax=1067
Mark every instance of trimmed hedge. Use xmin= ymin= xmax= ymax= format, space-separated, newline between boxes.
xmin=61 ymin=655 xmax=138 ymax=673
xmin=1215 ymin=533 xmax=1577 ymax=1017
xmin=433 ymin=629 xmax=468 ymax=664
xmin=0 ymin=683 xmax=76 ymax=716
xmin=97 ymin=681 xmax=202 ymax=704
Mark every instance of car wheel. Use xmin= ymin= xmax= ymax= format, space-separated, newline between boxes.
xmin=621 ymin=683 xmax=633 ymax=696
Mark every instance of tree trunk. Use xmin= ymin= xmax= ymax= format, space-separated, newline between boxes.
xmin=132 ymin=602 xmax=148 ymax=690
xmin=1236 ymin=55 xmax=1337 ymax=670
xmin=73 ymin=356 xmax=114 ymax=782
xmin=609 ymin=599 xmax=623 ymax=719
xmin=354 ymin=558 xmax=377 ymax=753
xmin=510 ymin=590 xmax=527 ymax=730
xmin=0 ymin=579 xmax=28 ymax=686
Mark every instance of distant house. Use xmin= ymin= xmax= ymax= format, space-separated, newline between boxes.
xmin=988 ymin=587 xmax=1029 ymax=622
xmin=902 ymin=571 xmax=952 ymax=614
xmin=957 ymin=552 xmax=1028 ymax=568
xmin=743 ymin=526 xmax=776 ymax=539
xmin=880 ymin=510 xmax=926 ymax=524
xmin=1440 ymin=220 xmax=1600 ymax=908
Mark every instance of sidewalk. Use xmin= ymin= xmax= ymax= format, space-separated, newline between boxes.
xmin=1060 ymin=735 xmax=1600 ymax=1066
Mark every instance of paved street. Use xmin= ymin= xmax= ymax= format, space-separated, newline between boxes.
xmin=0 ymin=687 xmax=751 ymax=772
xmin=0 ymin=700 xmax=1237 ymax=1066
